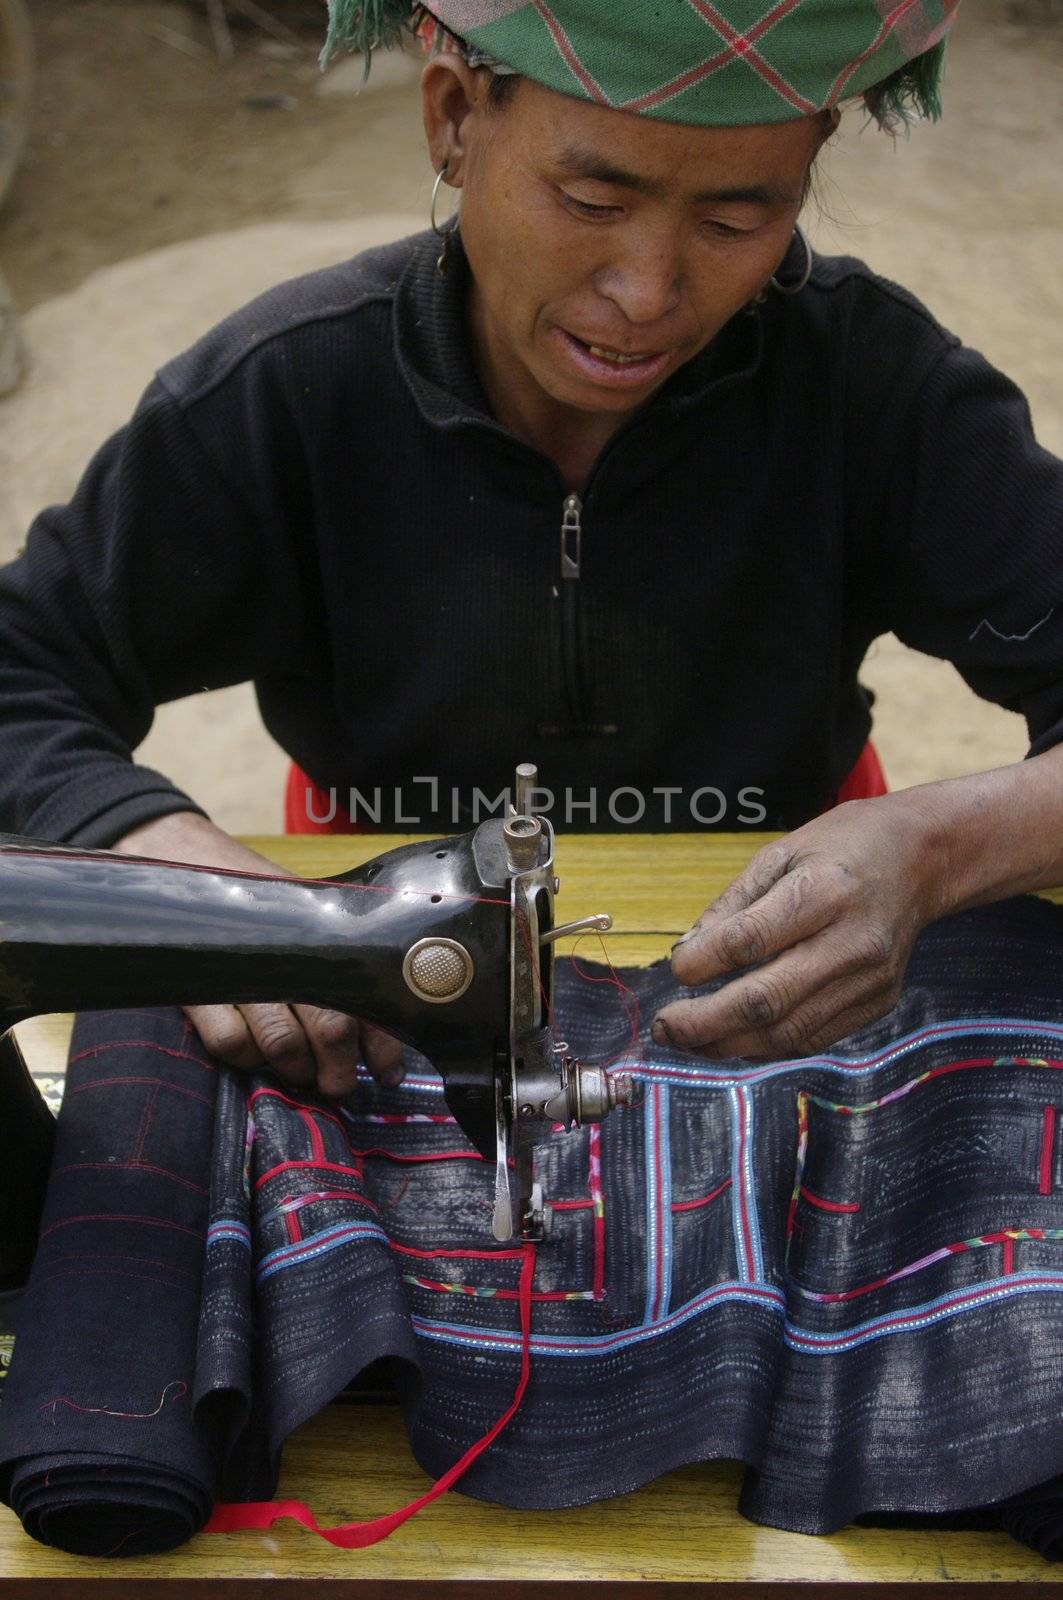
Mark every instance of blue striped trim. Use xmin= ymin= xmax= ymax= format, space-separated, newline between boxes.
xmin=256 ymin=1220 xmax=389 ymax=1283
xmin=207 ymin=1220 xmax=252 ymax=1250
xmin=739 ymin=1086 xmax=764 ymax=1282
xmin=658 ymin=1085 xmax=673 ymax=1318
xmin=784 ymin=1271 xmax=1063 ymax=1354
xmin=413 ymin=1280 xmax=787 ymax=1357
xmin=728 ymin=1091 xmax=750 ymax=1281
xmin=642 ymin=1082 xmax=660 ymax=1324
xmin=408 ymin=1272 xmax=1063 ymax=1359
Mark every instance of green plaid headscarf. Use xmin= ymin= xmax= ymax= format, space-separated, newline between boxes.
xmin=321 ymin=0 xmax=961 ymax=129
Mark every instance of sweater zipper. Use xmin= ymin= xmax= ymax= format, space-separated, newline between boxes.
xmin=559 ymin=493 xmax=588 ymax=726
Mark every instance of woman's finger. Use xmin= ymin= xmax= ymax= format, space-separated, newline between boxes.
xmin=360 ymin=1022 xmax=405 ymax=1087
xmin=184 ymin=1004 xmax=261 ymax=1072
xmin=655 ymin=961 xmax=899 ymax=1062
xmin=293 ymin=1005 xmax=364 ymax=1098
xmin=237 ymin=1002 xmax=317 ymax=1088
xmin=670 ymin=854 xmax=849 ymax=987
xmin=660 ymin=919 xmax=898 ymax=1052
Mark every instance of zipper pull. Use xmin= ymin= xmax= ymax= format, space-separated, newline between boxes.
xmin=560 ymin=493 xmax=581 ymax=581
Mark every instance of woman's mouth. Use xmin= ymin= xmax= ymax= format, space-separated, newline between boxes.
xmin=555 ymin=328 xmax=671 ymax=387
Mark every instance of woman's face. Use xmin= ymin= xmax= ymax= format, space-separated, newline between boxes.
xmin=423 ymin=61 xmax=832 ymax=425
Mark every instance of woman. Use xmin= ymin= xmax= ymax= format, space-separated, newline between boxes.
xmin=0 ymin=0 xmax=1060 ymax=1093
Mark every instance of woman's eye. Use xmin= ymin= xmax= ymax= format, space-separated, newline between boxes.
xmin=560 ymin=192 xmax=752 ymax=238
xmin=561 ymin=192 xmax=618 ymax=218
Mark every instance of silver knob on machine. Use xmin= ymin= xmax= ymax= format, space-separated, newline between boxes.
xmin=402 ymin=937 xmax=475 ymax=1003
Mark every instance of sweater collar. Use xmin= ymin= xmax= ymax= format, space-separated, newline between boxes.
xmin=392 ymin=226 xmax=766 ymax=435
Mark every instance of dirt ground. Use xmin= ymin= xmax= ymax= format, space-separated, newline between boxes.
xmin=1 ymin=0 xmax=1062 ymax=831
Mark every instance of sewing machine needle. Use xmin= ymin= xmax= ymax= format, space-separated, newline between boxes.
xmin=492 ymin=1073 xmax=513 ymax=1242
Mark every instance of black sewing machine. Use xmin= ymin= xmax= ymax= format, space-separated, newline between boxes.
xmin=0 ymin=763 xmax=633 ymax=1284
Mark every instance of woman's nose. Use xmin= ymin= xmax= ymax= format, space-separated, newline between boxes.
xmin=595 ymin=238 xmax=683 ymax=326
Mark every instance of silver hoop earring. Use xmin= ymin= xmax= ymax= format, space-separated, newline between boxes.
xmin=769 ymin=224 xmax=812 ymax=296
xmin=431 ymin=162 xmax=459 ymax=276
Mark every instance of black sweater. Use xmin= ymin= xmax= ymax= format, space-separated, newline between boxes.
xmin=1 ymin=226 xmax=1061 ymax=841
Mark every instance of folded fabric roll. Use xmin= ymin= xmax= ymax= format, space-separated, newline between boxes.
xmin=1 ymin=897 xmax=1062 ymax=1558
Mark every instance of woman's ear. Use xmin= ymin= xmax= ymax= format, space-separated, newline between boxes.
xmin=420 ymin=54 xmax=490 ymax=187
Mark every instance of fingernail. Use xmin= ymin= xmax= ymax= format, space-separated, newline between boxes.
xmin=651 ymin=1016 xmax=673 ymax=1046
xmin=671 ymin=931 xmax=694 ymax=953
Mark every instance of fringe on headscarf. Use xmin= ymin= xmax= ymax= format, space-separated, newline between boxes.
xmin=319 ymin=0 xmax=414 ymax=74
xmin=862 ymin=38 xmax=948 ymax=131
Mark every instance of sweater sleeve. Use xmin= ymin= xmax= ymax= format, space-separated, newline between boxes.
xmin=872 ymin=338 xmax=1063 ymax=758
xmin=0 ymin=375 xmax=310 ymax=846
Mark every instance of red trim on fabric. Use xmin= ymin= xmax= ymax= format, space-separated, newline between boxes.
xmin=1040 ymin=1106 xmax=1056 ymax=1196
xmin=551 ymin=1199 xmax=593 ymax=1211
xmin=351 ymin=1147 xmax=487 ymax=1166
xmin=254 ymin=1160 xmax=376 ymax=1198
xmin=205 ymin=1244 xmax=536 ymax=1548
xmin=248 ymin=1086 xmax=352 ymax=1140
xmin=390 ymin=1241 xmax=523 ymax=1263
xmin=672 ymin=1177 xmax=733 ymax=1213
xmin=799 ymin=1186 xmax=860 ymax=1215
xmin=297 ymin=1107 xmax=326 ymax=1164
xmin=1002 ymin=1237 xmax=1015 ymax=1275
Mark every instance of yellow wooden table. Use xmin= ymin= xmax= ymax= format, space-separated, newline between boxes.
xmin=2 ymin=833 xmax=1061 ymax=1596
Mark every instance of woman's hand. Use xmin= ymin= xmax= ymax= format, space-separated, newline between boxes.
xmin=651 ymin=793 xmax=949 ymax=1062
xmin=113 ymin=811 xmax=403 ymax=1098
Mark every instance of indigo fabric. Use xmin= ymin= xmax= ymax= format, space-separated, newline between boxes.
xmin=1 ymin=896 xmax=1063 ymax=1557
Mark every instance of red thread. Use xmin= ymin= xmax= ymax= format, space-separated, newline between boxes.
xmin=2 ymin=845 xmax=511 ymax=907
xmin=672 ymin=1177 xmax=733 ymax=1212
xmin=1002 ymin=1236 xmax=1015 ymax=1275
xmin=249 ymin=1086 xmax=353 ymax=1142
xmin=205 ymin=1244 xmax=536 ymax=1548
xmin=551 ymin=1198 xmax=593 ymax=1211
xmin=799 ymin=1186 xmax=860 ymax=1215
xmin=38 ymin=1379 xmax=187 ymax=1425
xmin=1040 ymin=1106 xmax=1056 ymax=1196
xmin=130 ymin=1084 xmax=160 ymax=1162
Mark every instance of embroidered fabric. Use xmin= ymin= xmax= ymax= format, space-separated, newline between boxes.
xmin=1 ymin=896 xmax=1062 ymax=1557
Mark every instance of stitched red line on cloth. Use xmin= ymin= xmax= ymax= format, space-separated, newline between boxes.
xmin=1040 ymin=1105 xmax=1056 ymax=1196
xmin=39 ymin=1213 xmax=202 ymax=1241
xmin=53 ymin=1162 xmax=208 ymax=1196
xmin=204 ymin=1242 xmax=536 ymax=1548
xmin=551 ymin=1199 xmax=593 ymax=1211
xmin=1002 ymin=1237 xmax=1015 ymax=1275
xmin=672 ymin=1177 xmax=733 ymax=1213
xmin=68 ymin=1076 xmax=213 ymax=1106
xmin=68 ymin=1040 xmax=215 ymax=1072
xmin=799 ymin=1186 xmax=860 ymax=1215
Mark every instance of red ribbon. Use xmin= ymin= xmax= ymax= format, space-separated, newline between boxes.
xmin=204 ymin=1242 xmax=536 ymax=1548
